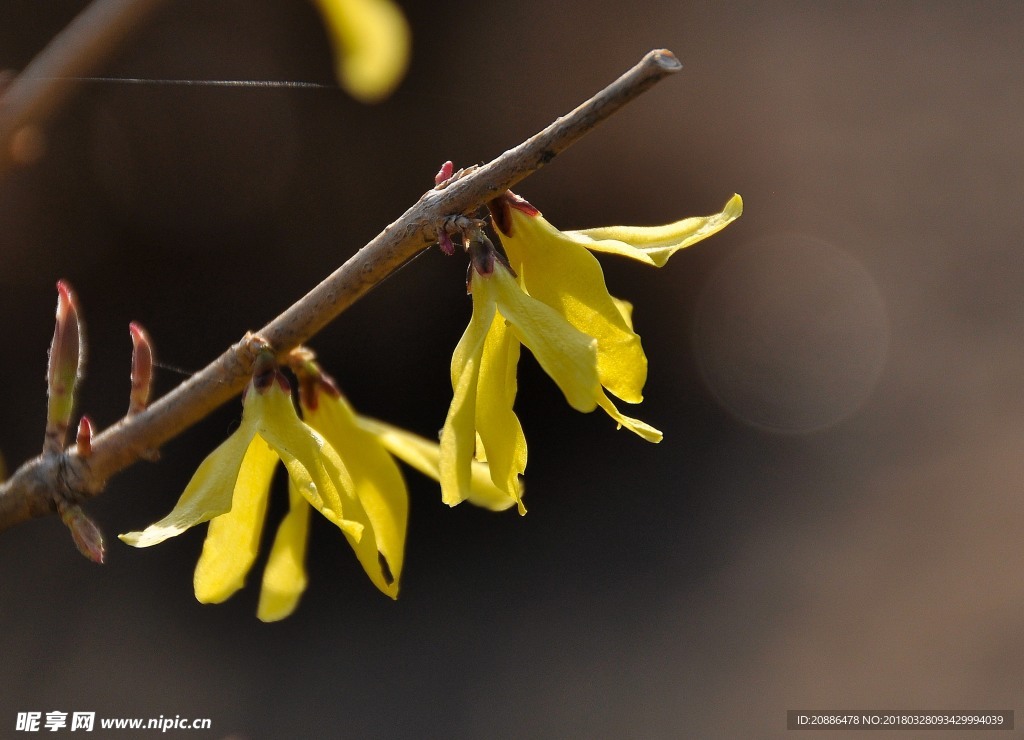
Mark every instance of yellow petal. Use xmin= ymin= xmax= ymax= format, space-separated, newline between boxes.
xmin=305 ymin=393 xmax=408 ymax=598
xmin=193 ymin=436 xmax=278 ymax=604
xmin=440 ymin=288 xmax=496 ymax=507
xmin=480 ymin=265 xmax=601 ymax=413
xmin=356 ymin=416 xmax=520 ymax=511
xmin=596 ymin=393 xmax=663 ymax=443
xmin=250 ymin=382 xmax=364 ymax=540
xmin=569 ymin=194 xmax=743 ymax=267
xmin=257 ymin=481 xmax=312 ymax=622
xmin=501 ymin=211 xmax=647 ymax=404
xmin=475 ymin=311 xmax=527 ymax=513
xmin=311 ymin=0 xmax=410 ymax=103
xmin=118 ymin=415 xmax=258 ymax=547
xmin=612 ymin=297 xmax=635 ymax=330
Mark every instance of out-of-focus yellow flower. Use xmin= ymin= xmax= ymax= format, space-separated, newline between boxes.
xmin=120 ymin=352 xmax=364 ymax=622
xmin=311 ymin=0 xmax=410 ymax=103
xmin=491 ymin=192 xmax=743 ymax=439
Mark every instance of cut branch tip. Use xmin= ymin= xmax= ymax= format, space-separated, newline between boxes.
xmin=646 ymin=49 xmax=682 ymax=72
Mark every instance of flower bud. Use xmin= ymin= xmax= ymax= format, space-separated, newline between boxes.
xmin=434 ymin=160 xmax=454 ymax=186
xmin=45 ymin=281 xmax=85 ymax=454
xmin=128 ymin=322 xmax=154 ymax=414
xmin=76 ymin=415 xmax=94 ymax=457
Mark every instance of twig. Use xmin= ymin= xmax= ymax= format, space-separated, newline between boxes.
xmin=0 ymin=49 xmax=682 ymax=534
xmin=0 ymin=0 xmax=168 ymax=176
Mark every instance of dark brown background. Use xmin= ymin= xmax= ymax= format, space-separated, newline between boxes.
xmin=2 ymin=1 xmax=1022 ymax=737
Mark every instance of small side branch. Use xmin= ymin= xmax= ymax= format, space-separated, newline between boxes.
xmin=0 ymin=0 xmax=168 ymax=177
xmin=0 ymin=49 xmax=681 ymax=534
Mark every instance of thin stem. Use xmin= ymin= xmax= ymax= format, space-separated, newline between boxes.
xmin=0 ymin=49 xmax=682 ymax=534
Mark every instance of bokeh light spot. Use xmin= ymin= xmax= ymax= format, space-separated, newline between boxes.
xmin=693 ymin=234 xmax=889 ymax=433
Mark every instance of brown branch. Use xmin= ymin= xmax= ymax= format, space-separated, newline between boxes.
xmin=0 ymin=48 xmax=682 ymax=534
xmin=0 ymin=0 xmax=168 ymax=177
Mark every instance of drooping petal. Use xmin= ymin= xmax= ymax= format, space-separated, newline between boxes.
xmin=500 ymin=212 xmax=647 ymax=404
xmin=193 ymin=436 xmax=279 ymax=603
xmin=249 ymin=382 xmax=364 ymax=540
xmin=305 ymin=393 xmax=408 ymax=598
xmin=567 ymin=194 xmax=743 ymax=267
xmin=597 ymin=393 xmax=663 ymax=443
xmin=118 ymin=415 xmax=259 ymax=548
xmin=440 ymin=288 xmax=497 ymax=507
xmin=474 ymin=311 xmax=527 ymax=513
xmin=257 ymin=481 xmax=313 ymax=622
xmin=355 ymin=416 xmax=519 ymax=511
xmin=311 ymin=0 xmax=410 ymax=103
xmin=480 ymin=265 xmax=601 ymax=413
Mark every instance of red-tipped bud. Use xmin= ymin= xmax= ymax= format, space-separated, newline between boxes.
xmin=58 ymin=502 xmax=105 ymax=564
xmin=76 ymin=416 xmax=94 ymax=457
xmin=49 ymin=281 xmax=82 ymax=390
xmin=45 ymin=281 xmax=85 ymax=454
xmin=434 ymin=160 xmax=454 ymax=186
xmin=128 ymin=322 xmax=154 ymax=415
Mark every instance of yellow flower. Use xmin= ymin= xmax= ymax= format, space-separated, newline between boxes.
xmin=491 ymin=192 xmax=743 ymax=439
xmin=120 ymin=352 xmax=366 ymax=622
xmin=440 ymin=245 xmax=604 ymax=513
xmin=439 ymin=195 xmax=742 ymax=510
xmin=258 ymin=353 xmax=521 ymax=618
xmin=311 ymin=0 xmax=410 ymax=103
xmin=355 ymin=415 xmax=519 ymax=512
xmin=293 ymin=353 xmax=519 ymax=519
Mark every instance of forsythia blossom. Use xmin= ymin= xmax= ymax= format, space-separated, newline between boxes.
xmin=120 ymin=351 xmax=363 ymax=620
xmin=311 ymin=0 xmax=410 ymax=103
xmin=493 ymin=191 xmax=743 ymax=434
xmin=440 ymin=193 xmax=742 ymax=507
xmin=121 ymin=349 xmax=513 ymax=621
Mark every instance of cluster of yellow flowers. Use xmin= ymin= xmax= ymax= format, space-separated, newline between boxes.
xmin=440 ymin=192 xmax=742 ymax=514
xmin=121 ymin=350 xmax=512 ymax=621
xmin=120 ymin=193 xmax=740 ymax=619
xmin=118 ymin=0 xmax=743 ymax=620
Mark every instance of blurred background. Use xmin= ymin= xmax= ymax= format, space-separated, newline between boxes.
xmin=1 ymin=1 xmax=1022 ymax=737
